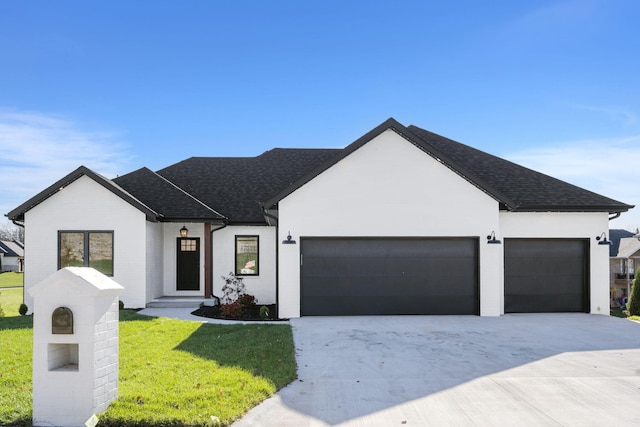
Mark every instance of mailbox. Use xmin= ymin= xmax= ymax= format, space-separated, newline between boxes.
xmin=29 ymin=267 xmax=123 ymax=427
xmin=52 ymin=307 xmax=73 ymax=334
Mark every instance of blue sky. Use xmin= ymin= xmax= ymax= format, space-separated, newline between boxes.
xmin=1 ymin=0 xmax=639 ymax=231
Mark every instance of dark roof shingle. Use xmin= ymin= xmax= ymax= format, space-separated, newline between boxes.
xmin=156 ymin=148 xmax=341 ymax=223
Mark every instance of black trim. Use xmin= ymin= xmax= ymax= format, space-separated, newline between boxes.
xmin=58 ymin=230 xmax=114 ymax=276
xmin=235 ymin=235 xmax=260 ymax=276
xmin=8 ymin=166 xmax=159 ymax=222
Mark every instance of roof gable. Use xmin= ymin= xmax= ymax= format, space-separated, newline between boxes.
xmin=408 ymin=125 xmax=633 ymax=213
xmin=6 ymin=166 xmax=159 ymax=222
xmin=265 ymin=118 xmax=633 ymax=215
xmin=0 ymin=240 xmax=24 ymax=257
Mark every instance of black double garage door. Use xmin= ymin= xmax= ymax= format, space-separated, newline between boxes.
xmin=301 ymin=238 xmax=479 ymax=316
xmin=300 ymin=237 xmax=589 ymax=316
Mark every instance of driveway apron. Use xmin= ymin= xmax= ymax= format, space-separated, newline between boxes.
xmin=233 ymin=314 xmax=640 ymax=427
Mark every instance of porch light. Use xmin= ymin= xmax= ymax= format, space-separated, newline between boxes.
xmin=282 ymin=231 xmax=296 ymax=245
xmin=180 ymin=225 xmax=188 ymax=238
xmin=487 ymin=231 xmax=501 ymax=244
xmin=596 ymin=232 xmax=611 ymax=245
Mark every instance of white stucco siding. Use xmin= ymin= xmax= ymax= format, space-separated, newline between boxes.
xmin=211 ymin=226 xmax=276 ymax=305
xmin=278 ymin=129 xmax=501 ymax=318
xmin=145 ymin=221 xmax=164 ymax=302
xmin=23 ymin=175 xmax=148 ymax=310
xmin=500 ymin=211 xmax=611 ymax=315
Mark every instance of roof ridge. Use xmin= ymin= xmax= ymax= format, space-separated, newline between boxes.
xmin=153 ymin=170 xmax=228 ymax=220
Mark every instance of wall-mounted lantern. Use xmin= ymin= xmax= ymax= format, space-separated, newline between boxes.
xmin=180 ymin=225 xmax=189 ymax=238
xmin=596 ymin=232 xmax=611 ymax=245
xmin=282 ymin=231 xmax=297 ymax=245
xmin=487 ymin=231 xmax=501 ymax=244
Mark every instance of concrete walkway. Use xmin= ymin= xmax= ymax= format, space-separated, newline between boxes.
xmin=230 ymin=314 xmax=640 ymax=427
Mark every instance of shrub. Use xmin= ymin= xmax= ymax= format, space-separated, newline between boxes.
xmin=221 ymin=272 xmax=246 ymax=304
xmin=238 ymin=293 xmax=257 ymax=310
xmin=627 ymin=267 xmax=640 ymax=316
xmin=118 ymin=300 xmax=125 ymax=310
xmin=19 ymin=303 xmax=28 ymax=316
xmin=259 ymin=305 xmax=270 ymax=320
xmin=220 ymin=301 xmax=243 ymax=319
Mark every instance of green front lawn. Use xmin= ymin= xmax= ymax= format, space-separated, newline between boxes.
xmin=0 ymin=272 xmax=23 ymax=288
xmin=0 ymin=287 xmax=24 ymax=317
xmin=0 ymin=311 xmax=297 ymax=426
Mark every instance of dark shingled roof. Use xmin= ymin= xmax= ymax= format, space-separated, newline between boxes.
xmin=6 ymin=118 xmax=633 ymax=224
xmin=265 ymin=118 xmax=633 ymax=215
xmin=156 ymin=148 xmax=342 ymax=223
xmin=113 ymin=167 xmax=226 ymax=221
xmin=6 ymin=166 xmax=159 ymax=222
xmin=609 ymin=229 xmax=636 ymax=257
xmin=408 ymin=125 xmax=632 ymax=213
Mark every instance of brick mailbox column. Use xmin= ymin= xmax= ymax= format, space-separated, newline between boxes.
xmin=29 ymin=267 xmax=124 ymax=427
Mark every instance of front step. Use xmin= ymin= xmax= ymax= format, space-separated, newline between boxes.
xmin=146 ymin=297 xmax=215 ymax=309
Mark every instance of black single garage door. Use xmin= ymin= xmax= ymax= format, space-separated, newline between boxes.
xmin=301 ymin=237 xmax=478 ymax=316
xmin=504 ymin=239 xmax=589 ymax=313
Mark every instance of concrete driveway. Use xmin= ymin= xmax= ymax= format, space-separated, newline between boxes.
xmin=233 ymin=314 xmax=640 ymax=426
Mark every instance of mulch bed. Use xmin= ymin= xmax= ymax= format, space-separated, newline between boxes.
xmin=191 ymin=304 xmax=288 ymax=321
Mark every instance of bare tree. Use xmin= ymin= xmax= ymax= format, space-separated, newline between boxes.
xmin=0 ymin=220 xmax=24 ymax=242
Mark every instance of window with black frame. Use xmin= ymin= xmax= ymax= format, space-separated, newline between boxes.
xmin=235 ymin=235 xmax=259 ymax=276
xmin=59 ymin=231 xmax=114 ymax=276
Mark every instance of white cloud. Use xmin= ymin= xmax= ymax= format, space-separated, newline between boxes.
xmin=504 ymin=135 xmax=640 ymax=232
xmin=0 ymin=109 xmax=133 ymax=222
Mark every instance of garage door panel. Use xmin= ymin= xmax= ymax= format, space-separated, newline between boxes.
xmin=303 ymin=295 xmax=477 ymax=316
xmin=504 ymin=239 xmax=588 ymax=313
xmin=301 ymin=238 xmax=478 ymax=316
xmin=506 ymin=294 xmax=585 ymax=313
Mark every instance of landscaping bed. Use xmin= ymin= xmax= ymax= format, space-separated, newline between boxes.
xmin=192 ymin=304 xmax=287 ymax=321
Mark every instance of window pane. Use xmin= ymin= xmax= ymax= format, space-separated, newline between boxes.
xmin=236 ymin=236 xmax=258 ymax=275
xmin=89 ymin=232 xmax=113 ymax=276
xmin=60 ymin=232 xmax=84 ymax=268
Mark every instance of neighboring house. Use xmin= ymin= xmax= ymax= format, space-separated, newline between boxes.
xmin=0 ymin=240 xmax=24 ymax=272
xmin=6 ymin=118 xmax=634 ymax=317
xmin=608 ymin=229 xmax=640 ymax=307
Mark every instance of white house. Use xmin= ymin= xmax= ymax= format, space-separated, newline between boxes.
xmin=0 ymin=240 xmax=24 ymax=272
xmin=7 ymin=118 xmax=634 ymax=317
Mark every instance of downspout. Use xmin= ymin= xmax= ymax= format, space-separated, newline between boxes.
xmin=609 ymin=212 xmax=621 ymax=221
xmin=262 ymin=207 xmax=280 ymax=319
xmin=209 ymin=222 xmax=228 ymax=305
xmin=10 ymin=219 xmax=26 ymax=306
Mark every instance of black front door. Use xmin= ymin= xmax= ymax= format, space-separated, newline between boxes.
xmin=177 ymin=238 xmax=200 ymax=291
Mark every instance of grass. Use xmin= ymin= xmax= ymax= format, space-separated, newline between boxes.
xmin=0 ymin=271 xmax=23 ymax=288
xmin=0 ymin=287 xmax=24 ymax=317
xmin=0 ymin=310 xmax=297 ymax=426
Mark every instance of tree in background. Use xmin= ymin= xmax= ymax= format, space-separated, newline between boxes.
xmin=628 ymin=267 xmax=640 ymax=316
xmin=0 ymin=221 xmax=24 ymax=243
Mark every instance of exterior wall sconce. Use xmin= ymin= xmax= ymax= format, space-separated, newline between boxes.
xmin=487 ymin=231 xmax=501 ymax=244
xmin=596 ymin=232 xmax=611 ymax=245
xmin=180 ymin=225 xmax=188 ymax=238
xmin=282 ymin=231 xmax=297 ymax=244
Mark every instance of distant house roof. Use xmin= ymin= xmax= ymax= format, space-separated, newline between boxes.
xmin=6 ymin=118 xmax=634 ymax=224
xmin=609 ymin=229 xmax=636 ymax=257
xmin=0 ymin=240 xmax=24 ymax=258
xmin=616 ymin=236 xmax=640 ymax=259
